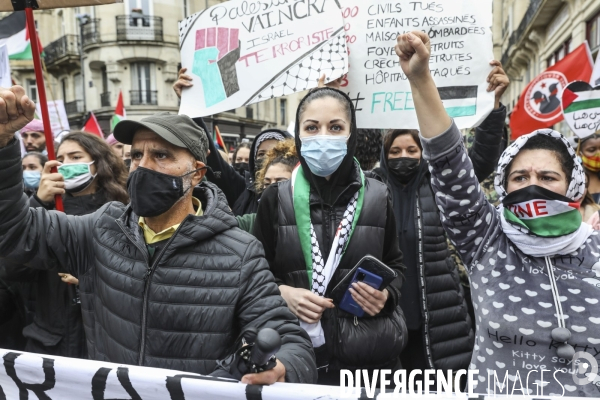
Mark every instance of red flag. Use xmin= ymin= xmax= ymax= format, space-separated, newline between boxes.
xmin=110 ymin=90 xmax=126 ymax=131
xmin=82 ymin=112 xmax=103 ymax=138
xmin=215 ymin=125 xmax=227 ymax=153
xmin=115 ymin=90 xmax=125 ymax=117
xmin=509 ymin=43 xmax=593 ymax=139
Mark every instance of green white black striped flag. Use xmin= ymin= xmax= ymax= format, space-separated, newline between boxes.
xmin=0 ymin=12 xmax=39 ymax=61
xmin=438 ymin=86 xmax=478 ymax=118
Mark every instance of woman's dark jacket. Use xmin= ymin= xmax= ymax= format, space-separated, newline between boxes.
xmin=0 ymin=191 xmax=108 ymax=358
xmin=253 ymin=88 xmax=409 ymax=371
xmin=374 ymin=105 xmax=507 ymax=370
xmin=253 ymin=163 xmax=407 ymax=370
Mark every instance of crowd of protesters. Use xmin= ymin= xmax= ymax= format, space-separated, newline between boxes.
xmin=0 ymin=30 xmax=599 ymax=396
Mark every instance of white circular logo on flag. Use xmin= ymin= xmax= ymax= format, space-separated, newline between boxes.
xmin=525 ymin=71 xmax=568 ymax=122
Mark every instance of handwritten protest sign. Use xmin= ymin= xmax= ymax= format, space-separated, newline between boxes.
xmin=561 ymin=81 xmax=600 ymax=138
xmin=36 ymin=99 xmax=70 ymax=137
xmin=341 ymin=0 xmax=494 ymax=129
xmin=178 ymin=0 xmax=348 ymax=118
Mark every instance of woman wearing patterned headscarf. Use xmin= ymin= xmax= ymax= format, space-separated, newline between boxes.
xmin=398 ymin=30 xmax=600 ymax=396
xmin=195 ymin=121 xmax=292 ymax=216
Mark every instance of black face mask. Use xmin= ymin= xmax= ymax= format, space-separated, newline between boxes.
xmin=254 ymin=156 xmax=265 ymax=172
xmin=124 ymin=158 xmax=132 ymax=170
xmin=388 ymin=157 xmax=420 ymax=184
xmin=127 ymin=167 xmax=205 ymax=218
xmin=233 ymin=162 xmax=249 ymax=176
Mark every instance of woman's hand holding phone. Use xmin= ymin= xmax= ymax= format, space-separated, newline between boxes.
xmin=279 ymin=285 xmax=334 ymax=324
xmin=348 ymin=282 xmax=389 ymax=316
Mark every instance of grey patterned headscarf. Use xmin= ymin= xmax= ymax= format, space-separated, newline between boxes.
xmin=254 ymin=132 xmax=285 ymax=159
xmin=494 ymin=129 xmax=586 ymax=202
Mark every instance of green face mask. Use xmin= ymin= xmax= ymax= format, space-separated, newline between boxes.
xmin=58 ymin=161 xmax=96 ymax=193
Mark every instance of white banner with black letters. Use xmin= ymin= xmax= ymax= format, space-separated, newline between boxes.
xmin=0 ymin=349 xmax=583 ymax=399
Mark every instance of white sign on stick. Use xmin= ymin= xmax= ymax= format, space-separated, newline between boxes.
xmin=341 ymin=0 xmax=495 ymax=129
xmin=36 ymin=100 xmax=70 ymax=137
xmin=0 ymin=45 xmax=11 ymax=88
xmin=178 ymin=0 xmax=348 ymax=118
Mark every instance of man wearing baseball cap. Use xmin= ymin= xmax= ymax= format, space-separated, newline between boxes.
xmin=0 ymin=89 xmax=316 ymax=385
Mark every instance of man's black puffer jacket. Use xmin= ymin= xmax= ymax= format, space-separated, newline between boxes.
xmin=0 ymin=139 xmax=316 ymax=383
xmin=0 ymin=192 xmax=109 ymax=359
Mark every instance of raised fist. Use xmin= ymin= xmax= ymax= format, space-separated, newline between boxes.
xmin=0 ymin=86 xmax=36 ymax=147
xmin=395 ymin=31 xmax=431 ymax=81
xmin=192 ymin=27 xmax=241 ymax=107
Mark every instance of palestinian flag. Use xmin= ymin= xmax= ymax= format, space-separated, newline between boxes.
xmin=214 ymin=125 xmax=227 ymax=153
xmin=562 ymin=81 xmax=600 ymax=113
xmin=110 ymin=90 xmax=126 ymax=132
xmin=438 ymin=86 xmax=477 ymax=118
xmin=82 ymin=112 xmax=104 ymax=138
xmin=0 ymin=12 xmax=42 ymax=61
xmin=504 ymin=199 xmax=581 ymax=237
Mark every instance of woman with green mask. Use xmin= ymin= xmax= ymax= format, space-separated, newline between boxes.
xmin=34 ymin=131 xmax=129 ymax=211
xmin=1 ymin=131 xmax=128 ymax=359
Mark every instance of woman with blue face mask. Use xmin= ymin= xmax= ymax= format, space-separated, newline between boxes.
xmin=21 ymin=152 xmax=47 ymax=195
xmin=1 ymin=131 xmax=128 ymax=360
xmin=253 ymin=87 xmax=407 ymax=385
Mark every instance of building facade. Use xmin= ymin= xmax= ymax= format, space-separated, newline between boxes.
xmin=493 ymin=0 xmax=600 ymax=136
xmin=5 ymin=0 xmax=304 ymax=148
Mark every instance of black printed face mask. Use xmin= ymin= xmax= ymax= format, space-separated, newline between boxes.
xmin=388 ymin=157 xmax=420 ymax=184
xmin=127 ymin=167 xmax=205 ymax=218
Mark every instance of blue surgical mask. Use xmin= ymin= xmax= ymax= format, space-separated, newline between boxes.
xmin=300 ymin=135 xmax=348 ymax=177
xmin=23 ymin=170 xmax=41 ymax=190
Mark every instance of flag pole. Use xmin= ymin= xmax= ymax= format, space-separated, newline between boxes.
xmin=25 ymin=7 xmax=63 ymax=211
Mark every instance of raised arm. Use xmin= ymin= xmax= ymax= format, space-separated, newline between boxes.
xmin=395 ymin=32 xmax=451 ymax=138
xmin=469 ymin=61 xmax=509 ymax=182
xmin=192 ymin=117 xmax=247 ymax=208
xmin=396 ymin=33 xmax=502 ymax=267
xmin=0 ymin=86 xmax=95 ymax=277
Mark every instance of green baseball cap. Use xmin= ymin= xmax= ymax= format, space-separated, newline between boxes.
xmin=113 ymin=112 xmax=208 ymax=163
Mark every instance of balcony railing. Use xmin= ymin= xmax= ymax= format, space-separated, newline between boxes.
xmin=44 ymin=34 xmax=79 ymax=65
xmin=82 ymin=19 xmax=101 ymax=48
xmin=501 ymin=0 xmax=543 ymax=66
xmin=116 ymin=15 xmax=163 ymax=42
xmin=100 ymin=92 xmax=111 ymax=107
xmin=130 ymin=90 xmax=157 ymax=106
xmin=65 ymin=100 xmax=84 ymax=115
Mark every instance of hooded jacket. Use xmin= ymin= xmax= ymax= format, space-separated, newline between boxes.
xmin=253 ymin=88 xmax=407 ymax=371
xmin=0 ymin=138 xmax=316 ymax=382
xmin=423 ymin=122 xmax=600 ymax=397
xmin=373 ymin=106 xmax=506 ymax=370
xmin=196 ymin=116 xmax=291 ymax=216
